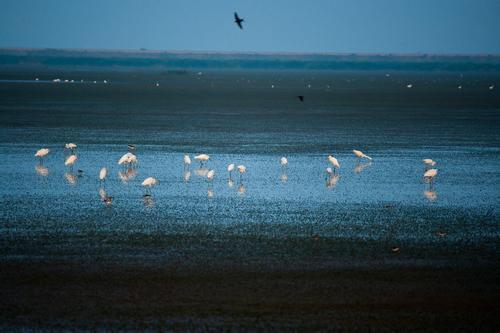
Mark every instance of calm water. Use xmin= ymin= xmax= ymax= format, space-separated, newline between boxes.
xmin=0 ymin=70 xmax=499 ymax=258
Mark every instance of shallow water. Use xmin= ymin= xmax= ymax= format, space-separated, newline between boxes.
xmin=0 ymin=69 xmax=499 ymax=255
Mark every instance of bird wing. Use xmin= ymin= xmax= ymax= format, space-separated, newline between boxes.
xmin=234 ymin=12 xmax=240 ymax=20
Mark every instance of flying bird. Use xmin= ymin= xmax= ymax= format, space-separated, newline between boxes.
xmin=234 ymin=12 xmax=244 ymax=29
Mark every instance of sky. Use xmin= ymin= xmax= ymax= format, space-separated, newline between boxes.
xmin=1 ymin=0 xmax=499 ymax=54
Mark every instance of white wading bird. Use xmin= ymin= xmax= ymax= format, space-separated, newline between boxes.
xmin=65 ymin=154 xmax=77 ymax=170
xmin=422 ymin=159 xmax=436 ymax=168
xmin=35 ymin=148 xmax=50 ymax=163
xmin=118 ymin=153 xmax=138 ymax=167
xmin=327 ymin=155 xmax=340 ymax=173
xmin=227 ymin=163 xmax=235 ymax=178
xmin=99 ymin=167 xmax=108 ymax=183
xmin=183 ymin=154 xmax=191 ymax=167
xmin=424 ymin=168 xmax=438 ymax=187
xmin=194 ymin=154 xmax=210 ymax=166
xmin=353 ymin=149 xmax=372 ymax=161
xmin=280 ymin=157 xmax=288 ymax=169
xmin=237 ymin=165 xmax=246 ymax=181
xmin=65 ymin=143 xmax=77 ymax=153
xmin=141 ymin=177 xmax=158 ymax=196
xmin=206 ymin=169 xmax=215 ymax=183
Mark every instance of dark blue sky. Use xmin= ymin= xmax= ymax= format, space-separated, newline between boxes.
xmin=1 ymin=0 xmax=499 ymax=54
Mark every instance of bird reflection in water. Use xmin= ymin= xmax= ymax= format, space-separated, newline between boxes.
xmin=99 ymin=187 xmax=113 ymax=206
xmin=195 ymin=167 xmax=209 ymax=177
xmin=183 ymin=170 xmax=191 ymax=182
xmin=118 ymin=167 xmax=137 ymax=183
xmin=353 ymin=161 xmax=372 ymax=174
xmin=143 ymin=195 xmax=155 ymax=208
xmin=237 ymin=184 xmax=246 ymax=195
xmin=424 ymin=189 xmax=437 ymax=202
xmin=64 ymin=172 xmax=77 ymax=185
xmin=280 ymin=171 xmax=288 ymax=183
xmin=228 ymin=178 xmax=235 ymax=188
xmin=35 ymin=164 xmax=49 ymax=177
xmin=326 ymin=174 xmax=340 ymax=189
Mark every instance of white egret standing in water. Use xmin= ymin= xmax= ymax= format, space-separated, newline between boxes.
xmin=206 ymin=169 xmax=215 ymax=183
xmin=227 ymin=163 xmax=235 ymax=178
xmin=65 ymin=154 xmax=77 ymax=170
xmin=194 ymin=154 xmax=210 ymax=166
xmin=35 ymin=148 xmax=50 ymax=164
xmin=353 ymin=150 xmax=372 ymax=161
xmin=327 ymin=155 xmax=340 ymax=173
xmin=65 ymin=143 xmax=77 ymax=154
xmin=237 ymin=165 xmax=246 ymax=182
xmin=422 ymin=159 xmax=436 ymax=169
xmin=184 ymin=154 xmax=191 ymax=168
xmin=99 ymin=167 xmax=108 ymax=183
xmin=280 ymin=157 xmax=288 ymax=169
xmin=141 ymin=177 xmax=158 ymax=196
xmin=424 ymin=168 xmax=438 ymax=188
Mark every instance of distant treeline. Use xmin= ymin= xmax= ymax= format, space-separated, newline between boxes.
xmin=1 ymin=49 xmax=499 ymax=72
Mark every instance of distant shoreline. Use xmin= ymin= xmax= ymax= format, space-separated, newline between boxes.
xmin=2 ymin=47 xmax=500 ymax=58
xmin=1 ymin=47 xmax=500 ymax=72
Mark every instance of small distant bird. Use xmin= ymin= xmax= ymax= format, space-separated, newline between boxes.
xmin=206 ymin=169 xmax=215 ymax=183
xmin=234 ymin=12 xmax=244 ymax=29
xmin=422 ymin=159 xmax=436 ymax=168
xmin=194 ymin=154 xmax=210 ymax=166
xmin=99 ymin=167 xmax=108 ymax=183
xmin=184 ymin=154 xmax=192 ymax=167
xmin=65 ymin=154 xmax=77 ymax=169
xmin=489 ymin=85 xmax=495 ymax=90
xmin=406 ymin=84 xmax=413 ymax=88
xmin=141 ymin=177 xmax=158 ymax=196
xmin=297 ymin=95 xmax=304 ymax=102
xmin=280 ymin=157 xmax=288 ymax=168
xmin=436 ymin=230 xmax=447 ymax=237
xmin=353 ymin=150 xmax=372 ymax=161
xmin=391 ymin=246 xmax=400 ymax=252
xmin=458 ymin=85 xmax=462 ymax=90
xmin=227 ymin=163 xmax=235 ymax=177
xmin=327 ymin=155 xmax=340 ymax=172
xmin=237 ymin=165 xmax=246 ymax=181
xmin=35 ymin=148 xmax=50 ymax=162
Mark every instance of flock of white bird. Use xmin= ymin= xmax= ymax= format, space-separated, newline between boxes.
xmin=34 ymin=144 xmax=439 ymax=205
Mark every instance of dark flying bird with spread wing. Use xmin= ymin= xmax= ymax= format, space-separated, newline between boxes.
xmin=234 ymin=12 xmax=244 ymax=29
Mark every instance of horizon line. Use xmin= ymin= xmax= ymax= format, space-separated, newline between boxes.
xmin=1 ymin=47 xmax=500 ymax=58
